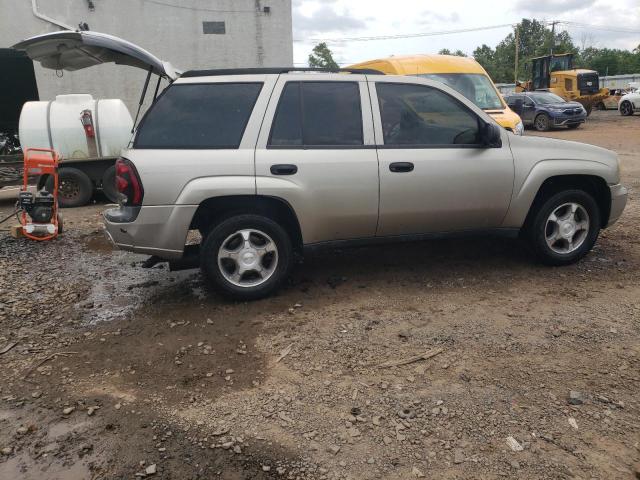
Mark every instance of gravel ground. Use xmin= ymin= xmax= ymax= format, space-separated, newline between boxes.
xmin=0 ymin=110 xmax=639 ymax=479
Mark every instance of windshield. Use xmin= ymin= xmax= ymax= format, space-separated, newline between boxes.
xmin=529 ymin=93 xmax=566 ymax=104
xmin=549 ymin=55 xmax=572 ymax=72
xmin=417 ymin=73 xmax=504 ymax=110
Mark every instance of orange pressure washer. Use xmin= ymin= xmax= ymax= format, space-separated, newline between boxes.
xmin=17 ymin=148 xmax=62 ymax=241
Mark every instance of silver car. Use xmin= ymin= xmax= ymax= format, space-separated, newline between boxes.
xmin=15 ymin=32 xmax=628 ymax=300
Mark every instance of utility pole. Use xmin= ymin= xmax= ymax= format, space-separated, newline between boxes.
xmin=514 ymin=24 xmax=519 ymax=83
xmin=550 ymin=20 xmax=558 ymax=56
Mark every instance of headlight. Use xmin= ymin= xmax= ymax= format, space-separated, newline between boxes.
xmin=514 ymin=121 xmax=524 ymax=136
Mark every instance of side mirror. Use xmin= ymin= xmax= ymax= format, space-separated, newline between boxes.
xmin=512 ymin=98 xmax=524 ymax=115
xmin=483 ymin=122 xmax=502 ymax=148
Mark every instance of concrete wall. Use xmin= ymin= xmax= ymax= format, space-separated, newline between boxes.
xmin=1 ymin=0 xmax=293 ymax=113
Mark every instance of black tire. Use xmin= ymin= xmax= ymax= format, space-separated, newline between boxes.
xmin=534 ymin=113 xmax=551 ymax=132
xmin=567 ymin=123 xmax=581 ymax=129
xmin=101 ymin=165 xmax=118 ymax=203
xmin=620 ymin=101 xmax=633 ymax=116
xmin=45 ymin=167 xmax=94 ymax=208
xmin=525 ymin=189 xmax=601 ymax=266
xmin=200 ymin=214 xmax=293 ymax=300
xmin=596 ymin=102 xmax=606 ymax=111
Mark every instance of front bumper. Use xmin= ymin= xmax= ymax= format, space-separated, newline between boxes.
xmin=607 ymin=183 xmax=628 ymax=227
xmin=103 ymin=205 xmax=197 ymax=259
xmin=549 ymin=112 xmax=587 ymax=126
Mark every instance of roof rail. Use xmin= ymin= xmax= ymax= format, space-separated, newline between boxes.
xmin=181 ymin=67 xmax=385 ymax=78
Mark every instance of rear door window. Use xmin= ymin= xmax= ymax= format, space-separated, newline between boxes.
xmin=134 ymin=83 xmax=263 ymax=149
xmin=269 ymin=81 xmax=363 ymax=147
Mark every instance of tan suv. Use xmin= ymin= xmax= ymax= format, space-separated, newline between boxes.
xmin=106 ymin=68 xmax=627 ymax=299
xmin=15 ymin=32 xmax=628 ymax=300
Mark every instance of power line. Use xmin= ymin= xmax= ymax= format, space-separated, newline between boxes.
xmin=305 ymin=23 xmax=517 ymax=43
xmin=298 ymin=20 xmax=640 ymax=45
xmin=557 ymin=21 xmax=640 ymax=34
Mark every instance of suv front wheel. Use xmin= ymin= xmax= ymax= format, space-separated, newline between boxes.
xmin=200 ymin=214 xmax=293 ymax=300
xmin=526 ymin=190 xmax=601 ymax=266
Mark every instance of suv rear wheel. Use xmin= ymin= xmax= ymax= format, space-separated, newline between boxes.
xmin=526 ymin=190 xmax=600 ymax=266
xmin=200 ymin=214 xmax=293 ymax=300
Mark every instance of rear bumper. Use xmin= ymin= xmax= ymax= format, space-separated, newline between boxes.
xmin=607 ymin=183 xmax=628 ymax=227
xmin=103 ymin=205 xmax=197 ymax=259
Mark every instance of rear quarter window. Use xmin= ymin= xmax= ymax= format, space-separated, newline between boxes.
xmin=134 ymin=83 xmax=263 ymax=149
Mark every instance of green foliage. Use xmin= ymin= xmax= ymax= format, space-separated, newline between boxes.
xmin=578 ymin=47 xmax=640 ymax=76
xmin=438 ymin=48 xmax=466 ymax=57
xmin=308 ymin=42 xmax=339 ymax=69
xmin=472 ymin=18 xmax=640 ymax=83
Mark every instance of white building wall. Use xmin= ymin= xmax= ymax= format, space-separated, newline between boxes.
xmin=1 ymin=0 xmax=293 ymax=112
xmin=599 ymin=74 xmax=640 ymax=89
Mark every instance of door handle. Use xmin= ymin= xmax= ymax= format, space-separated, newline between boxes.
xmin=389 ymin=162 xmax=414 ymax=173
xmin=270 ymin=164 xmax=298 ymax=175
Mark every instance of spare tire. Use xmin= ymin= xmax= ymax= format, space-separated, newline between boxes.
xmin=45 ymin=167 xmax=94 ymax=208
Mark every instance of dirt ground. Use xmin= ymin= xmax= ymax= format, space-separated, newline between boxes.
xmin=0 ymin=110 xmax=639 ymax=480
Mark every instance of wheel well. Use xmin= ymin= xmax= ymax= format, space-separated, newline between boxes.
xmin=526 ymin=175 xmax=611 ymax=228
xmin=190 ymin=195 xmax=303 ymax=253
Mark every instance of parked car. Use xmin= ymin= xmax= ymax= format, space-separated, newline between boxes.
xmin=619 ymin=83 xmax=640 ymax=116
xmin=16 ymin=31 xmax=628 ymax=300
xmin=596 ymin=89 xmax=628 ymax=110
xmin=103 ymin=69 xmax=626 ymax=299
xmin=504 ymin=92 xmax=587 ymax=131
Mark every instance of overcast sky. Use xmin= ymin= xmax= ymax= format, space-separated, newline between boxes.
xmin=292 ymin=0 xmax=640 ymax=66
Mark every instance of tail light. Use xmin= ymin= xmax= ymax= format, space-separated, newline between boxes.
xmin=115 ymin=157 xmax=144 ymax=206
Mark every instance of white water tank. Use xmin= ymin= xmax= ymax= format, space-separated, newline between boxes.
xmin=19 ymin=94 xmax=133 ymax=160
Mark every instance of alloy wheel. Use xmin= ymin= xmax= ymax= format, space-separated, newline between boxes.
xmin=545 ymin=202 xmax=590 ymax=254
xmin=217 ymin=229 xmax=278 ymax=288
xmin=535 ymin=115 xmax=549 ymax=131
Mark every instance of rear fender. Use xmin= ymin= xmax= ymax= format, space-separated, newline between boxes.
xmin=174 ymin=176 xmax=255 ymax=205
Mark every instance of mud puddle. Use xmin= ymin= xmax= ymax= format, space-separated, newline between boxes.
xmin=76 ymin=233 xmax=196 ymax=325
xmin=83 ymin=234 xmax=114 ymax=254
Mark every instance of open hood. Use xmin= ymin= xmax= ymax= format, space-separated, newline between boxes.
xmin=12 ymin=31 xmax=178 ymax=80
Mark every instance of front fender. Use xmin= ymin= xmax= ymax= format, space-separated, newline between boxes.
xmin=502 ymin=159 xmax=615 ymax=228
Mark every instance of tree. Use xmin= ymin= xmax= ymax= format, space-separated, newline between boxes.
xmin=438 ymin=48 xmax=466 ymax=57
xmin=308 ymin=42 xmax=339 ymax=69
xmin=473 ymin=19 xmax=578 ymax=83
xmin=472 ymin=44 xmax=497 ymax=78
xmin=579 ymin=47 xmax=640 ymax=76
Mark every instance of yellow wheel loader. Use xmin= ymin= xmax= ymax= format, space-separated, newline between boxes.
xmin=516 ymin=53 xmax=608 ymax=115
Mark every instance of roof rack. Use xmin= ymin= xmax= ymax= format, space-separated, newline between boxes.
xmin=181 ymin=67 xmax=385 ymax=78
